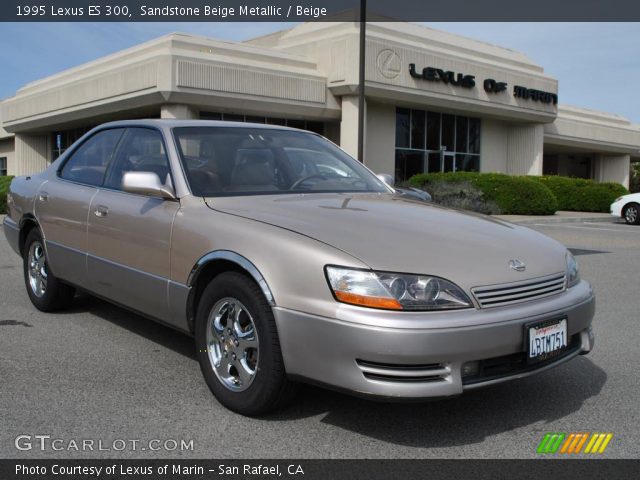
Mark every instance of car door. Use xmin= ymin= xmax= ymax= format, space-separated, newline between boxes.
xmin=36 ymin=128 xmax=125 ymax=286
xmin=86 ymin=127 xmax=180 ymax=324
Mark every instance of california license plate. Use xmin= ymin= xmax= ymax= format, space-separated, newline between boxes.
xmin=527 ymin=318 xmax=567 ymax=362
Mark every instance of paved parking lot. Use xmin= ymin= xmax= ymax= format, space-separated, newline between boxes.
xmin=1 ymin=217 xmax=638 ymax=459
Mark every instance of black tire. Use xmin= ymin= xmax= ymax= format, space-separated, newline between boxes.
xmin=623 ymin=203 xmax=640 ymax=225
xmin=22 ymin=228 xmax=75 ymax=312
xmin=195 ymin=271 xmax=297 ymax=415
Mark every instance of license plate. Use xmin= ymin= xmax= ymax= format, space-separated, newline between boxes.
xmin=527 ymin=318 xmax=567 ymax=362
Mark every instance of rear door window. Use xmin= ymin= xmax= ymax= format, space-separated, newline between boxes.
xmin=60 ymin=129 xmax=124 ymax=186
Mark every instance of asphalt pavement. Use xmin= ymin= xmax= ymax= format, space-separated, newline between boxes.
xmin=1 ymin=217 xmax=638 ymax=459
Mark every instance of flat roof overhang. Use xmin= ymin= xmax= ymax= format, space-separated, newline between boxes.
xmin=544 ymin=133 xmax=640 ymax=156
xmin=1 ymin=88 xmax=342 ymax=134
xmin=331 ymin=82 xmax=558 ymax=124
xmin=1 ymin=34 xmax=339 ymax=134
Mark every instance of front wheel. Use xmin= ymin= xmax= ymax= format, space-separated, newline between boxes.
xmin=23 ymin=229 xmax=75 ymax=312
xmin=623 ymin=203 xmax=640 ymax=225
xmin=195 ymin=271 xmax=296 ymax=415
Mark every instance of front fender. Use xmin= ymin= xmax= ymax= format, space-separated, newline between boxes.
xmin=170 ymin=197 xmax=370 ymax=325
xmin=188 ymin=250 xmax=276 ymax=306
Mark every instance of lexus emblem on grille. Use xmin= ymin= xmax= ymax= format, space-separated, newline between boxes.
xmin=509 ymin=259 xmax=526 ymax=272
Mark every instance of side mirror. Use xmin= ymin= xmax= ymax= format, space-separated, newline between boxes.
xmin=376 ymin=173 xmax=395 ymax=188
xmin=122 ymin=172 xmax=176 ymax=200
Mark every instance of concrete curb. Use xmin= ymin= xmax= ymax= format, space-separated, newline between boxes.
xmin=494 ymin=215 xmax=616 ymax=225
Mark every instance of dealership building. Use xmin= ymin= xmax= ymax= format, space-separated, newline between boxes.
xmin=1 ymin=22 xmax=639 ymax=186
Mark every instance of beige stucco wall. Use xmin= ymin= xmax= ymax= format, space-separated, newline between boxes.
xmin=545 ymin=106 xmax=640 ymax=154
xmin=13 ymin=133 xmax=51 ymax=176
xmin=480 ymin=119 xmax=509 ymax=173
xmin=255 ymin=22 xmax=559 ymax=123
xmin=364 ymin=102 xmax=395 ymax=176
xmin=507 ymin=124 xmax=544 ymax=175
xmin=340 ymin=95 xmax=360 ymax=160
xmin=160 ymin=104 xmax=198 ymax=119
xmin=1 ymin=33 xmax=340 ymax=134
xmin=595 ymin=154 xmax=630 ymax=188
xmin=363 ymin=38 xmax=557 ymax=123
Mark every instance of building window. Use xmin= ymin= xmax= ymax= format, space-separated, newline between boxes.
xmin=0 ymin=157 xmax=7 ymax=176
xmin=394 ymin=108 xmax=481 ymax=182
xmin=52 ymin=126 xmax=94 ymax=161
xmin=200 ymin=111 xmax=325 ymax=135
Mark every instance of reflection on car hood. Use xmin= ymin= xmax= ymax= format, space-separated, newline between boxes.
xmin=205 ymin=193 xmax=567 ymax=290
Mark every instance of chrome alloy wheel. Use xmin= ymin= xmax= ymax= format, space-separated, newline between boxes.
xmin=206 ymin=297 xmax=259 ymax=392
xmin=27 ymin=241 xmax=48 ymax=298
xmin=625 ymin=205 xmax=638 ymax=224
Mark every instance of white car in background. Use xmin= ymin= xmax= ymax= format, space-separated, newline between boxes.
xmin=611 ymin=193 xmax=640 ymax=225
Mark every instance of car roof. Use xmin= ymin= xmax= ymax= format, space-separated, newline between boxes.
xmin=96 ymin=119 xmax=303 ymax=131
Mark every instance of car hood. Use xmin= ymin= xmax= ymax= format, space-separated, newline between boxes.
xmin=205 ymin=193 xmax=568 ymax=291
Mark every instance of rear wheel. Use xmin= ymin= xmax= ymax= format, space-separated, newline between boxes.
xmin=22 ymin=229 xmax=75 ymax=311
xmin=623 ymin=203 xmax=640 ymax=225
xmin=195 ymin=271 xmax=296 ymax=415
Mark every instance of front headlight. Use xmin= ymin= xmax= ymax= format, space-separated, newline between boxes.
xmin=614 ymin=196 xmax=623 ymax=203
xmin=325 ymin=266 xmax=472 ymax=311
xmin=566 ymin=251 xmax=580 ymax=288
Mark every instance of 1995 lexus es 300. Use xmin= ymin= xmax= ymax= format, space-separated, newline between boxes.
xmin=3 ymin=120 xmax=595 ymax=415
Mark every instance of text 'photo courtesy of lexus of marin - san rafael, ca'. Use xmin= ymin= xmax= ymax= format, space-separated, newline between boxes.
xmin=2 ymin=120 xmax=595 ymax=415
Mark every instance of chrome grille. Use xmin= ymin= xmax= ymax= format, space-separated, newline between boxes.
xmin=472 ymin=272 xmax=566 ymax=308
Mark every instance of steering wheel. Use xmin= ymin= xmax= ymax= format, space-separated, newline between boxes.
xmin=290 ymin=174 xmax=328 ymax=190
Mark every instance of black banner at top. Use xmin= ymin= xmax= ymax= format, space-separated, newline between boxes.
xmin=2 ymin=0 xmax=640 ymax=22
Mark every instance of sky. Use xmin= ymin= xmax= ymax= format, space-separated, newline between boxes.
xmin=1 ymin=22 xmax=639 ymax=123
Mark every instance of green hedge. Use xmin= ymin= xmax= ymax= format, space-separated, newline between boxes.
xmin=408 ymin=172 xmax=558 ymax=215
xmin=408 ymin=179 xmax=500 ymax=215
xmin=0 ymin=176 xmax=15 ymax=214
xmin=529 ymin=176 xmax=628 ymax=213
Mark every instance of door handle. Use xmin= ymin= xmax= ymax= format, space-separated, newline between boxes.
xmin=94 ymin=205 xmax=109 ymax=218
xmin=38 ymin=192 xmax=49 ymax=202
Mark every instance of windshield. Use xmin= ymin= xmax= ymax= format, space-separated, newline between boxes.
xmin=173 ymin=127 xmax=389 ymax=196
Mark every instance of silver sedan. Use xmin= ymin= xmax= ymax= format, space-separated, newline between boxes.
xmin=3 ymin=120 xmax=595 ymax=415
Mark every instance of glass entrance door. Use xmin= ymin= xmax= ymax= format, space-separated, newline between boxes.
xmin=442 ymin=152 xmax=455 ymax=172
xmin=427 ymin=152 xmax=441 ymax=173
xmin=426 ymin=151 xmax=456 ymax=173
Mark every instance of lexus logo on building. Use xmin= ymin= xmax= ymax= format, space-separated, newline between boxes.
xmin=376 ymin=49 xmax=401 ymax=79
xmin=509 ymin=259 xmax=527 ymax=272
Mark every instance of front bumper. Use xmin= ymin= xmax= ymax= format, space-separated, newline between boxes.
xmin=610 ymin=201 xmax=623 ymax=217
xmin=2 ymin=215 xmax=20 ymax=256
xmin=274 ymin=280 xmax=595 ymax=399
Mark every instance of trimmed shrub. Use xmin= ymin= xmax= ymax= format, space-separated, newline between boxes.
xmin=408 ymin=180 xmax=500 ymax=215
xmin=408 ymin=172 xmax=558 ymax=215
xmin=530 ymin=176 xmax=628 ymax=213
xmin=0 ymin=176 xmax=14 ymax=214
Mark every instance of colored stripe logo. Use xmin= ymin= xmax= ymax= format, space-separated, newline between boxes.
xmin=537 ymin=433 xmax=613 ymax=454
